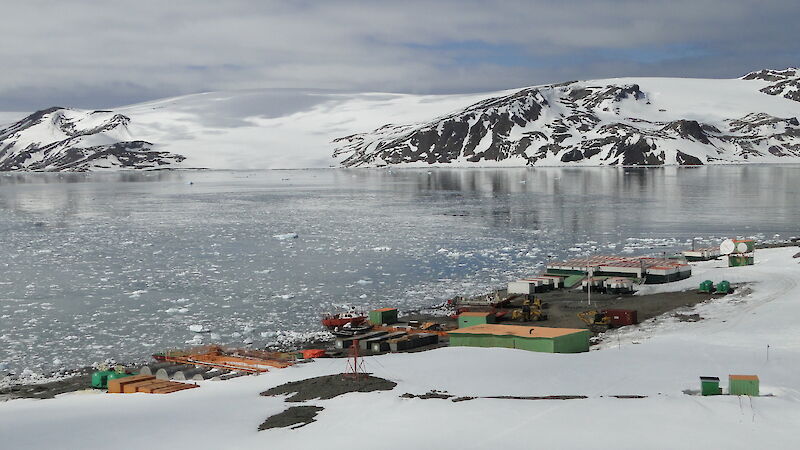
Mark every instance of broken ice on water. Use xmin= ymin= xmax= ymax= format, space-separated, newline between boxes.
xmin=0 ymin=167 xmax=797 ymax=378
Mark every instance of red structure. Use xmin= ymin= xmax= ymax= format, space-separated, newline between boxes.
xmin=604 ymin=309 xmax=638 ymax=326
xmin=344 ymin=339 xmax=366 ymax=380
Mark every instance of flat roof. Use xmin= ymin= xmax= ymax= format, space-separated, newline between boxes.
xmin=448 ymin=324 xmax=587 ymax=338
xmin=459 ymin=312 xmax=494 ymax=317
xmin=547 ymin=256 xmax=688 ymax=271
xmin=374 ymin=308 xmax=397 ymax=312
xmin=729 ymin=375 xmax=759 ymax=381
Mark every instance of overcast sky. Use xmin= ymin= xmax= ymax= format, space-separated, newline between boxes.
xmin=1 ymin=0 xmax=798 ymax=111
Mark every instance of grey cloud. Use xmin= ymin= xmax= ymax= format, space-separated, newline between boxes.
xmin=0 ymin=0 xmax=798 ymax=111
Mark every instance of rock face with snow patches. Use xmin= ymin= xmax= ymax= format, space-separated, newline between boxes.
xmin=334 ymin=69 xmax=800 ymax=167
xmin=0 ymin=68 xmax=799 ymax=171
xmin=742 ymin=68 xmax=800 ymax=102
xmin=0 ymin=107 xmax=185 ymax=171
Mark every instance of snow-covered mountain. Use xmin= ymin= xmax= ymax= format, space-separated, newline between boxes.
xmin=1 ymin=69 xmax=799 ymax=171
xmin=0 ymin=107 xmax=185 ymax=171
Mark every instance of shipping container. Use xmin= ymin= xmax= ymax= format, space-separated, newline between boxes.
xmin=603 ymin=309 xmax=638 ymax=326
xmin=729 ymin=375 xmax=759 ymax=396
xmin=369 ymin=308 xmax=398 ymax=325
xmin=728 ymin=255 xmax=754 ymax=267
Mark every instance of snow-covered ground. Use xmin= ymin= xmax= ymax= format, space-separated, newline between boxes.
xmin=2 ymin=247 xmax=798 ymax=449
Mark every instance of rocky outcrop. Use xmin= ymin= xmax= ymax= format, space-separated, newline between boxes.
xmin=0 ymin=108 xmax=185 ymax=171
xmin=335 ymin=75 xmax=800 ymax=167
xmin=742 ymin=68 xmax=800 ymax=102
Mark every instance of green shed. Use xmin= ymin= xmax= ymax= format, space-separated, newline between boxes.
xmin=729 ymin=375 xmax=759 ymax=396
xmin=728 ymin=255 xmax=754 ymax=267
xmin=369 ymin=308 xmax=399 ymax=325
xmin=448 ymin=324 xmax=590 ymax=353
xmin=457 ymin=312 xmax=495 ymax=328
xmin=700 ymin=376 xmax=721 ymax=396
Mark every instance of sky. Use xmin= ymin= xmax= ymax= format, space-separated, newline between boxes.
xmin=0 ymin=0 xmax=798 ymax=111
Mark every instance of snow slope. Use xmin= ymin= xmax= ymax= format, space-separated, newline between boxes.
xmin=1 ymin=69 xmax=799 ymax=170
xmin=1 ymin=247 xmax=799 ymax=449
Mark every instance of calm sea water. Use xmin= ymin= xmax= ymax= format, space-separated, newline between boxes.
xmin=1 ymin=166 xmax=798 ymax=377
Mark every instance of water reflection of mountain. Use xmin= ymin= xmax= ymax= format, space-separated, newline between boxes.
xmin=342 ymin=166 xmax=800 ymax=236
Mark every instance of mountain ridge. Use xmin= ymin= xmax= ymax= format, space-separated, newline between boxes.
xmin=1 ymin=69 xmax=799 ymax=171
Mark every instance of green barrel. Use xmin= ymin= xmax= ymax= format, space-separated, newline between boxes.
xmin=91 ymin=370 xmax=115 ymax=389
xmin=698 ymin=280 xmax=714 ymax=293
xmin=716 ymin=280 xmax=731 ymax=294
xmin=106 ymin=372 xmax=131 ymax=385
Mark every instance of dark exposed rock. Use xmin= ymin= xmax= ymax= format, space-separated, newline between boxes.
xmin=663 ymin=120 xmax=711 ymax=144
xmin=0 ymin=107 xmax=185 ymax=171
xmin=261 ymin=374 xmax=396 ymax=402
xmin=743 ymin=68 xmax=800 ymax=102
xmin=605 ymin=137 xmax=659 ymax=166
xmin=676 ymin=151 xmax=703 ymax=165
xmin=560 ymin=149 xmax=584 ymax=162
xmin=259 ymin=406 xmax=324 ymax=431
xmin=741 ymin=68 xmax=796 ymax=82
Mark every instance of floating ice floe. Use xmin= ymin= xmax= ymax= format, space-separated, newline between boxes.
xmin=189 ymin=324 xmax=210 ymax=333
xmin=185 ymin=335 xmax=203 ymax=345
xmin=273 ymin=233 xmax=299 ymax=240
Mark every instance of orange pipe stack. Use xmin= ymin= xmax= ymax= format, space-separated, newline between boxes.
xmin=163 ymin=351 xmax=291 ymax=372
xmin=108 ymin=375 xmax=199 ymax=394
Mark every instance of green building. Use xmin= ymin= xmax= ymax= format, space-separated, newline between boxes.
xmin=700 ymin=376 xmax=721 ymax=396
xmin=457 ymin=312 xmax=495 ymax=328
xmin=728 ymin=255 xmax=754 ymax=267
xmin=369 ymin=308 xmax=398 ymax=325
xmin=448 ymin=324 xmax=590 ymax=353
xmin=729 ymin=375 xmax=759 ymax=396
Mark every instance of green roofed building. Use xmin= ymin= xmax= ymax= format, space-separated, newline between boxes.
xmin=457 ymin=312 xmax=495 ymax=328
xmin=448 ymin=324 xmax=589 ymax=353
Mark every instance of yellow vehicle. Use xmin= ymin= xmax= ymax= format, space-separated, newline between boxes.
xmin=577 ymin=310 xmax=611 ymax=332
xmin=512 ymin=299 xmax=548 ymax=322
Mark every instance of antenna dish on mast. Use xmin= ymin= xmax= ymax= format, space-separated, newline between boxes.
xmin=720 ymin=239 xmax=735 ymax=255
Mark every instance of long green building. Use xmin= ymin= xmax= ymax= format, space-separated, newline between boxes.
xmin=448 ymin=324 xmax=590 ymax=353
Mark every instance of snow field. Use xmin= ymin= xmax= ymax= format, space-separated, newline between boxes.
xmin=2 ymin=247 xmax=800 ymax=449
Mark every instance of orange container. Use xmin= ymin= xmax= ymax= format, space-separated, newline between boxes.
xmin=302 ymin=349 xmax=327 ymax=359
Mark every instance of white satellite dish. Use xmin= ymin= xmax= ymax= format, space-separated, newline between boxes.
xmin=720 ymin=239 xmax=735 ymax=255
xmin=736 ymin=242 xmax=749 ymax=253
